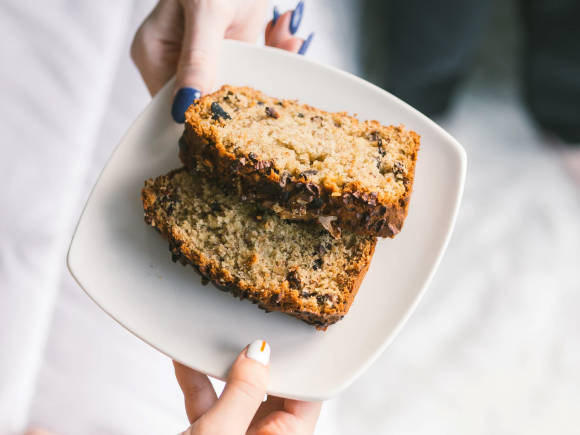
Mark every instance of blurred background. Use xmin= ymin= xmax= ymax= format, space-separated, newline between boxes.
xmin=1 ymin=0 xmax=579 ymax=433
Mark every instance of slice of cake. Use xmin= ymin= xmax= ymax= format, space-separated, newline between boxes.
xmin=141 ymin=168 xmax=376 ymax=329
xmin=179 ymin=85 xmax=420 ymax=238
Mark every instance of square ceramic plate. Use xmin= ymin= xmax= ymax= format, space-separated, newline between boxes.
xmin=68 ymin=40 xmax=466 ymax=401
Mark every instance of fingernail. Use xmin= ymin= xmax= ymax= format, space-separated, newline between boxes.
xmin=246 ymin=340 xmax=271 ymax=366
xmin=171 ymin=87 xmax=201 ymax=123
xmin=298 ymin=32 xmax=314 ymax=55
xmin=272 ymin=6 xmax=280 ymax=25
xmin=289 ymin=0 xmax=304 ymax=35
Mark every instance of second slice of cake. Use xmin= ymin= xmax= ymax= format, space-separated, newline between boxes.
xmin=142 ymin=168 xmax=376 ymax=329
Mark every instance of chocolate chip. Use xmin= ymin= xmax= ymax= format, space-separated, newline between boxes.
xmin=313 ymin=258 xmax=323 ymax=270
xmin=210 ymin=102 xmax=231 ymax=121
xmin=378 ymin=205 xmax=387 ymax=215
xmin=300 ymin=169 xmax=318 ymax=178
xmin=305 ymin=183 xmax=320 ymax=196
xmin=316 ymin=294 xmax=329 ymax=305
xmin=279 ymin=171 xmax=290 ymax=187
xmin=210 ymin=201 xmax=222 ymax=212
xmin=286 ymin=270 xmax=301 ymax=289
xmin=394 ymin=161 xmax=405 ymax=179
xmin=376 ymin=138 xmax=387 ymax=170
xmin=257 ymin=100 xmax=265 ymax=105
xmin=265 ymin=106 xmax=280 ymax=119
xmin=269 ymin=293 xmax=281 ymax=304
xmin=276 ymin=100 xmax=284 ymax=106
xmin=377 ymin=138 xmax=386 ymax=157
xmin=308 ymin=197 xmax=323 ymax=210
xmin=248 ymin=152 xmax=258 ymax=162
xmin=297 ymin=112 xmax=304 ymax=118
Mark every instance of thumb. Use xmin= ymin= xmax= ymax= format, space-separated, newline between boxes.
xmin=201 ymin=340 xmax=270 ymax=433
xmin=171 ymin=1 xmax=229 ymax=123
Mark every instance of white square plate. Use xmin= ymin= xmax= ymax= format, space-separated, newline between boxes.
xmin=68 ymin=40 xmax=466 ymax=401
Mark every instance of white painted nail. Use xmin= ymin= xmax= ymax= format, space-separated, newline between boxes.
xmin=246 ymin=339 xmax=271 ymax=366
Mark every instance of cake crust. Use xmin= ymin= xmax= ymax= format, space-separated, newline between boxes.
xmin=180 ymin=85 xmax=420 ymax=238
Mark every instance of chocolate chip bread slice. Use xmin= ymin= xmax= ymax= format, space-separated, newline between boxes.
xmin=179 ymin=85 xmax=420 ymax=238
xmin=141 ymin=168 xmax=376 ymax=329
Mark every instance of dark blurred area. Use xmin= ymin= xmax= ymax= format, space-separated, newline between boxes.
xmin=360 ymin=0 xmax=580 ymax=143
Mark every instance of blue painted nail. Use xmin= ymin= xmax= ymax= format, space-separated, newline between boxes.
xmin=171 ymin=87 xmax=201 ymax=123
xmin=272 ymin=6 xmax=280 ymax=25
xmin=298 ymin=32 xmax=314 ymax=55
xmin=289 ymin=1 xmax=304 ymax=35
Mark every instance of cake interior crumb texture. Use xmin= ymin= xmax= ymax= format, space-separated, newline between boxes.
xmin=188 ymin=86 xmax=419 ymax=203
xmin=142 ymin=169 xmax=376 ymax=327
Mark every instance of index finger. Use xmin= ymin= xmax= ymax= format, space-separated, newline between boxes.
xmin=173 ymin=361 xmax=218 ymax=424
xmin=202 ymin=340 xmax=271 ymax=433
